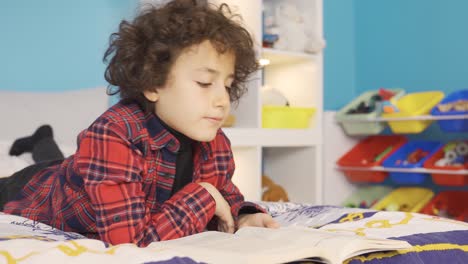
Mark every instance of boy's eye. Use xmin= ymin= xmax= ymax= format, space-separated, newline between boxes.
xmin=196 ymin=82 xmax=212 ymax=88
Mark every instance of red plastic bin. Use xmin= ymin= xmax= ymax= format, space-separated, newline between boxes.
xmin=337 ymin=135 xmax=407 ymax=183
xmin=420 ymin=191 xmax=468 ymax=222
xmin=424 ymin=141 xmax=468 ymax=186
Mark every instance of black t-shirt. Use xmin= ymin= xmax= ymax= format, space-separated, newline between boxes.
xmin=157 ymin=116 xmax=194 ymax=195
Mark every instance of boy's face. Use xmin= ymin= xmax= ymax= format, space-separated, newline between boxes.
xmin=144 ymin=40 xmax=234 ymax=142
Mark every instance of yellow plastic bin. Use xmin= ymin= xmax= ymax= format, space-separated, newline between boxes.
xmin=371 ymin=187 xmax=434 ymax=212
xmin=262 ymin=106 xmax=316 ymax=129
xmin=382 ymin=91 xmax=445 ymax=134
xmin=335 ymin=89 xmax=405 ymax=135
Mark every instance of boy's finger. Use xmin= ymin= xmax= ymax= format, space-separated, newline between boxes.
xmin=265 ymin=217 xmax=280 ymax=229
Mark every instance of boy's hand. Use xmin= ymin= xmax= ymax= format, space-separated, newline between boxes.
xmin=198 ymin=182 xmax=235 ymax=233
xmin=237 ymin=213 xmax=280 ymax=230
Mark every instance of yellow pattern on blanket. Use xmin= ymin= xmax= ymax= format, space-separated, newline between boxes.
xmin=344 ymin=243 xmax=468 ymax=263
xmin=0 ymin=239 xmax=178 ymax=264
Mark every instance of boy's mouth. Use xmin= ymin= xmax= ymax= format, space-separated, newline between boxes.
xmin=205 ymin=116 xmax=223 ymax=124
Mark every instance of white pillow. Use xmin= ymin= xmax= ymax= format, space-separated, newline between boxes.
xmin=0 ymin=140 xmax=77 ymax=178
xmin=0 ymin=87 xmax=109 ymax=148
xmin=0 ymin=141 xmax=32 ymax=177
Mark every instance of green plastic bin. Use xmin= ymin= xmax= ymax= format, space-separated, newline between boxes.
xmin=336 ymin=89 xmax=405 ymax=135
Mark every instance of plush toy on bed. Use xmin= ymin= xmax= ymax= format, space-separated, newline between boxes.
xmin=262 ymin=175 xmax=290 ymax=202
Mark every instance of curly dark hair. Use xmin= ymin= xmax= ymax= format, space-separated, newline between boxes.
xmin=103 ymin=0 xmax=259 ymax=112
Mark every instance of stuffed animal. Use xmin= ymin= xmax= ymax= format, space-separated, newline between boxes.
xmin=272 ymin=2 xmax=325 ymax=53
xmin=222 ymin=114 xmax=236 ymax=127
xmin=262 ymin=175 xmax=290 ymax=202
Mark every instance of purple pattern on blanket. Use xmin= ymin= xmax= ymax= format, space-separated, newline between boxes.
xmin=143 ymin=257 xmax=202 ymax=264
xmin=348 ymin=230 xmax=468 ymax=264
xmin=1 ymin=218 xmax=86 ymax=241
xmin=262 ymin=203 xmax=344 ymax=219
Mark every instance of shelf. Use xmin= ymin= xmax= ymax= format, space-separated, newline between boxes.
xmin=337 ymin=114 xmax=468 ymax=123
xmin=336 ymin=165 xmax=468 ymax=175
xmin=223 ymin=128 xmax=320 ymax=147
xmin=260 ymin=48 xmax=317 ymax=66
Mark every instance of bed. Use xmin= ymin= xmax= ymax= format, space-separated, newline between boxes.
xmin=0 ymin=203 xmax=467 ymax=263
xmin=0 ymin=88 xmax=467 ymax=263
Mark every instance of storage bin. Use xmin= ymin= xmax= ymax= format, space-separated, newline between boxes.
xmin=335 ymin=89 xmax=405 ymax=135
xmin=431 ymin=89 xmax=468 ymax=133
xmin=371 ymin=187 xmax=434 ymax=212
xmin=342 ymin=186 xmax=393 ymax=208
xmin=382 ymin=91 xmax=445 ymax=134
xmin=382 ymin=141 xmax=442 ymax=185
xmin=262 ymin=106 xmax=316 ymax=129
xmin=424 ymin=141 xmax=468 ymax=186
xmin=337 ymin=135 xmax=407 ymax=183
xmin=420 ymin=191 xmax=468 ymax=222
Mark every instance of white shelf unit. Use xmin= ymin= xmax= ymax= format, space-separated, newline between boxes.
xmin=217 ymin=0 xmax=324 ymax=203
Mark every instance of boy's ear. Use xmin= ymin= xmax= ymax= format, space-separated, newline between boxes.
xmin=143 ymin=90 xmax=159 ymax=103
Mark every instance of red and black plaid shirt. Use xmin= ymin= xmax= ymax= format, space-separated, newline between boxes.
xmin=4 ymin=102 xmax=263 ymax=246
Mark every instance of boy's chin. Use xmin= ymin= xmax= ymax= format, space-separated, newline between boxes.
xmin=190 ymin=131 xmax=217 ymax=142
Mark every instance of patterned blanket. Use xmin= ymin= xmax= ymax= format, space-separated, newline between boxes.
xmin=0 ymin=202 xmax=466 ymax=263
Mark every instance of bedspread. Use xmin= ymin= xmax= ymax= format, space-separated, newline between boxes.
xmin=0 ymin=203 xmax=467 ymax=263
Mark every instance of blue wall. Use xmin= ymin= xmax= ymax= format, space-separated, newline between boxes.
xmin=354 ymin=0 xmax=468 ymax=97
xmin=0 ymin=0 xmax=138 ymax=91
xmin=2 ymin=1 xmax=467 ymax=109
xmin=324 ymin=0 xmax=468 ymax=110
xmin=323 ymin=1 xmax=357 ymax=111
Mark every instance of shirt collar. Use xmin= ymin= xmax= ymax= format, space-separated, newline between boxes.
xmin=144 ymin=111 xmax=213 ymax=160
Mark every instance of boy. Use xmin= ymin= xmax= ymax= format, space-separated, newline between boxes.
xmin=2 ymin=0 xmax=278 ymax=247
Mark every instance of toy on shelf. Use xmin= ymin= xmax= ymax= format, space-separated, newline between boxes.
xmin=424 ymin=141 xmax=468 ymax=186
xmin=420 ymin=191 xmax=468 ymax=222
xmin=262 ymin=1 xmax=325 ymax=53
xmin=222 ymin=114 xmax=236 ymax=127
xmin=431 ymin=89 xmax=468 ymax=132
xmin=345 ymin=88 xmax=398 ymax=115
xmin=437 ymin=100 xmax=468 ymax=112
xmin=434 ymin=141 xmax=468 ymax=167
xmin=382 ymin=141 xmax=441 ymax=185
xmin=395 ymin=148 xmax=430 ymax=165
xmin=342 ymin=186 xmax=393 ymax=209
xmin=378 ymin=88 xmax=400 ymax=114
xmin=262 ymin=34 xmax=279 ymax=48
xmin=336 ymin=88 xmax=405 ymax=135
xmin=261 ymin=175 xmax=290 ymax=202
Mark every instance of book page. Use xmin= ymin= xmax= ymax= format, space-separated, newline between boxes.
xmin=150 ymin=227 xmax=411 ymax=264
xmin=152 ymin=229 xmax=330 ymax=264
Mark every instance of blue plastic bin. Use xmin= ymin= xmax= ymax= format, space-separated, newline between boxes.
xmin=431 ymin=89 xmax=468 ymax=132
xmin=382 ymin=141 xmax=442 ymax=185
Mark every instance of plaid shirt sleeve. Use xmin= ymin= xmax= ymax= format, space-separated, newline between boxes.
xmin=76 ymin=120 xmax=215 ymax=247
xmin=207 ymin=131 xmax=266 ymax=220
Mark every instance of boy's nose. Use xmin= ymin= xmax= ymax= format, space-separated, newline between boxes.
xmin=213 ymin=83 xmax=230 ymax=109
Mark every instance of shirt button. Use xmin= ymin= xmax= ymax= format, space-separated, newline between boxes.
xmin=113 ymin=215 xmax=121 ymax=222
xmin=160 ymin=172 xmax=170 ymax=178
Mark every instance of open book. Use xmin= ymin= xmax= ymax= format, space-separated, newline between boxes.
xmin=149 ymin=226 xmax=411 ymax=264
